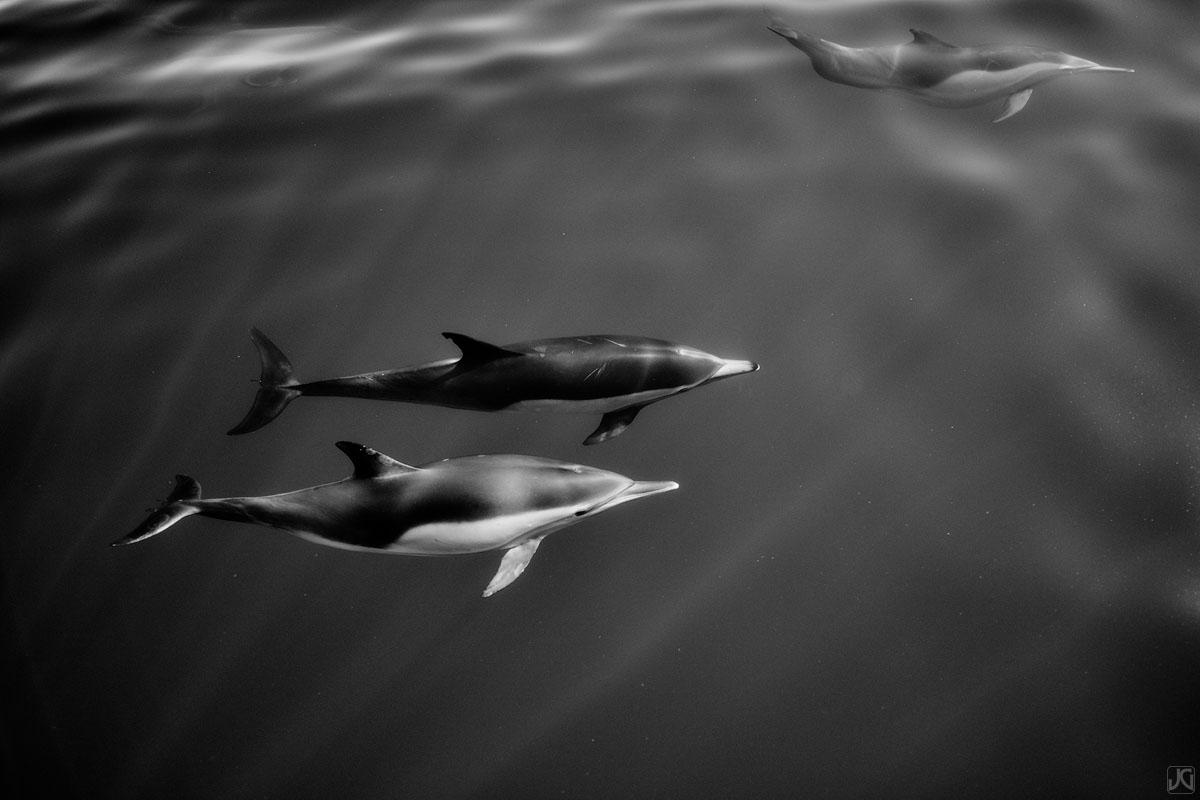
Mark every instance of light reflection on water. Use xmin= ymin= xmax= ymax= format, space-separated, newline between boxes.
xmin=3 ymin=0 xmax=1199 ymax=797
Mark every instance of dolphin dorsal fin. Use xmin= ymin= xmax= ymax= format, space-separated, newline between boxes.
xmin=909 ymin=29 xmax=956 ymax=48
xmin=335 ymin=441 xmax=419 ymax=479
xmin=442 ymin=332 xmax=523 ymax=368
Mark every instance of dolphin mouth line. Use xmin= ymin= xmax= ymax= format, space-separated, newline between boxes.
xmin=593 ymin=481 xmax=680 ymax=513
xmin=1071 ymin=64 xmax=1135 ymax=74
xmin=712 ymin=360 xmax=760 ymax=380
xmin=622 ymin=480 xmax=680 ymax=499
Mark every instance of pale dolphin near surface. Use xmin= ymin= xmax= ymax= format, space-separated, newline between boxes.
xmin=114 ymin=442 xmax=678 ymax=597
xmin=766 ymin=16 xmax=1133 ymax=121
xmin=228 ymin=328 xmax=760 ymax=445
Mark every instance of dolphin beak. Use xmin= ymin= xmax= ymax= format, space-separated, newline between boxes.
xmin=623 ymin=480 xmax=680 ymax=499
xmin=1065 ymin=58 xmax=1134 ymax=74
xmin=1077 ymin=64 xmax=1134 ymax=73
xmin=711 ymin=359 xmax=760 ymax=380
xmin=598 ymin=480 xmax=679 ymax=512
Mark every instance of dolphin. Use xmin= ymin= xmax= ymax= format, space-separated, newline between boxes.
xmin=766 ymin=16 xmax=1133 ymax=121
xmin=228 ymin=328 xmax=759 ymax=445
xmin=113 ymin=441 xmax=678 ymax=596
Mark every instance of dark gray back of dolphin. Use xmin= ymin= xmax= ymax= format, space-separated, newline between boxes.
xmin=227 ymin=328 xmax=758 ymax=444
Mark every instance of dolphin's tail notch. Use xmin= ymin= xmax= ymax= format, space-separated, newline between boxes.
xmin=113 ymin=475 xmax=202 ymax=546
xmin=227 ymin=327 xmax=301 ymax=435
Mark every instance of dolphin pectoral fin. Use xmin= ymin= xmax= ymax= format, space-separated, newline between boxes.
xmin=583 ymin=405 xmax=645 ymax=446
xmin=482 ymin=539 xmax=542 ymax=597
xmin=993 ymin=88 xmax=1033 ymax=122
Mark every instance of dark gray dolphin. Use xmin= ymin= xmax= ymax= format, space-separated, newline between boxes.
xmin=767 ymin=16 xmax=1133 ymax=121
xmin=114 ymin=442 xmax=678 ymax=596
xmin=228 ymin=328 xmax=759 ymax=445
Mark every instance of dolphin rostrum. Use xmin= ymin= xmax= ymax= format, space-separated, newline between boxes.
xmin=766 ymin=16 xmax=1133 ymax=122
xmin=114 ymin=442 xmax=678 ymax=596
xmin=228 ymin=328 xmax=759 ymax=445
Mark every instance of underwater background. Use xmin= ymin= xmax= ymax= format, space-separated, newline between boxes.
xmin=3 ymin=0 xmax=1198 ymax=797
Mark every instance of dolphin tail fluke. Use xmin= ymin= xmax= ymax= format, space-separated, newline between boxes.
xmin=113 ymin=475 xmax=202 ymax=546
xmin=227 ymin=327 xmax=301 ymax=435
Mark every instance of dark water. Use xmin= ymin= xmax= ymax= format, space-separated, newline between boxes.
xmin=4 ymin=0 xmax=1199 ymax=797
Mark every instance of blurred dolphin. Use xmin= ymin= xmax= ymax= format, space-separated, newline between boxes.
xmin=766 ymin=16 xmax=1133 ymax=121
xmin=114 ymin=442 xmax=678 ymax=597
xmin=228 ymin=328 xmax=759 ymax=445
